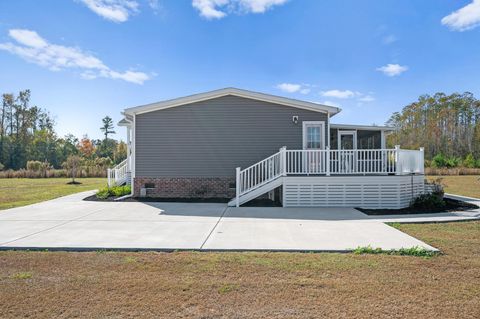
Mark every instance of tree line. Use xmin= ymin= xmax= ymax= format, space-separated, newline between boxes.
xmin=387 ymin=92 xmax=480 ymax=167
xmin=1 ymin=89 xmax=480 ymax=174
xmin=0 ymin=89 xmax=126 ymax=173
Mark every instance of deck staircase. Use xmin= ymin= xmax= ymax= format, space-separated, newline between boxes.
xmin=107 ymin=159 xmax=131 ymax=187
xmin=227 ymin=149 xmax=285 ymax=207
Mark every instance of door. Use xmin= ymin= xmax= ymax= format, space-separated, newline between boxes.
xmin=338 ymin=131 xmax=357 ymax=173
xmin=302 ymin=121 xmax=325 ymax=173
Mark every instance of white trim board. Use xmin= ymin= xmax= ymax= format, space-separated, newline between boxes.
xmin=330 ymin=123 xmax=395 ymax=131
xmin=124 ymin=88 xmax=341 ymax=116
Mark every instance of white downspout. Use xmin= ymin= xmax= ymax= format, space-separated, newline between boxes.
xmin=327 ymin=112 xmax=330 ymax=148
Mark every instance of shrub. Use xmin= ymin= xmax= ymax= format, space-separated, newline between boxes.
xmin=95 ymin=185 xmax=131 ymax=199
xmin=464 ymin=153 xmax=476 ymax=168
xmin=431 ymin=154 xmax=447 ymax=168
xmin=0 ymin=162 xmax=3 ymax=171
xmin=110 ymin=185 xmax=131 ymax=197
xmin=96 ymin=187 xmax=110 ymax=199
xmin=445 ymin=156 xmax=461 ymax=168
xmin=411 ymin=193 xmax=445 ymax=210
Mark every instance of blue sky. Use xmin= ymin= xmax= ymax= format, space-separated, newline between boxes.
xmin=0 ymin=0 xmax=479 ymax=140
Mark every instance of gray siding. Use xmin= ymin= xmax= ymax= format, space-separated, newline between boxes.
xmin=135 ymin=95 xmax=328 ymax=177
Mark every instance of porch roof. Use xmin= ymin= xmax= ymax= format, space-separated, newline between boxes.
xmin=330 ymin=123 xmax=395 ymax=131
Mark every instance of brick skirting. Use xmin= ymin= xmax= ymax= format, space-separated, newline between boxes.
xmin=134 ymin=177 xmax=236 ymax=198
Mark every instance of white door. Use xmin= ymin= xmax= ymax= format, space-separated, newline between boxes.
xmin=338 ymin=131 xmax=357 ymax=173
xmin=302 ymin=122 xmax=325 ymax=173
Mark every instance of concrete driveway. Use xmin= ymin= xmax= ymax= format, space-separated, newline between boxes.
xmin=0 ymin=190 xmax=456 ymax=252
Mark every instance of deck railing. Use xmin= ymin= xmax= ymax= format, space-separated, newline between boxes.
xmin=107 ymin=158 xmax=129 ymax=187
xmin=235 ymin=146 xmax=424 ymax=205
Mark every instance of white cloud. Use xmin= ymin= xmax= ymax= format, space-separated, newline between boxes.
xmin=320 ymin=89 xmax=357 ymax=99
xmin=441 ymin=0 xmax=480 ymax=31
xmin=382 ymin=34 xmax=397 ymax=45
xmin=240 ymin=0 xmax=289 ymax=13
xmin=80 ymin=0 xmax=139 ymax=23
xmin=376 ymin=63 xmax=408 ymax=77
xmin=358 ymin=95 xmax=375 ymax=102
xmin=192 ymin=0 xmax=288 ymax=19
xmin=0 ymin=29 xmax=151 ymax=84
xmin=276 ymin=83 xmax=312 ymax=94
xmin=299 ymin=88 xmax=311 ymax=94
xmin=276 ymin=83 xmax=301 ymax=93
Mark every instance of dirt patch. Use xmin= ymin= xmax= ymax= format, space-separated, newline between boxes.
xmin=66 ymin=181 xmax=82 ymax=185
xmin=358 ymin=198 xmax=478 ymax=215
xmin=0 ymin=221 xmax=479 ymax=318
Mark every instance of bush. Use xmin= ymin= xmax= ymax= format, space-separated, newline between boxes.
xmin=110 ymin=185 xmax=131 ymax=197
xmin=411 ymin=193 xmax=445 ymax=210
xmin=464 ymin=153 xmax=476 ymax=168
xmin=431 ymin=154 xmax=447 ymax=168
xmin=96 ymin=187 xmax=110 ymax=199
xmin=0 ymin=162 xmax=3 ymax=171
xmin=95 ymin=185 xmax=131 ymax=199
xmin=445 ymin=156 xmax=461 ymax=168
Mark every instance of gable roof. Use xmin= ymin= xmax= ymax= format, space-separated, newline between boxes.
xmin=123 ymin=87 xmax=341 ymax=116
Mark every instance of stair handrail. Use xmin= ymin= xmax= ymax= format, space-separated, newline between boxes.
xmin=107 ymin=158 xmax=129 ymax=187
xmin=235 ymin=146 xmax=286 ymax=207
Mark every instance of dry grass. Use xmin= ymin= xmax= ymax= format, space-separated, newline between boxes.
xmin=428 ymin=175 xmax=480 ymax=198
xmin=0 ymin=178 xmax=107 ymax=210
xmin=0 ymin=221 xmax=479 ymax=318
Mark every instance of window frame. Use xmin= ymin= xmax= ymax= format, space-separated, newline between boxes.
xmin=302 ymin=121 xmax=326 ymax=150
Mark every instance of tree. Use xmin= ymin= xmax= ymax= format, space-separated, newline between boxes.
xmin=78 ymin=135 xmax=95 ymax=158
xmin=0 ymin=94 xmax=13 ymax=166
xmin=100 ymin=116 xmax=115 ymax=141
xmin=63 ymin=155 xmax=82 ymax=184
xmin=387 ymin=92 xmax=480 ymax=160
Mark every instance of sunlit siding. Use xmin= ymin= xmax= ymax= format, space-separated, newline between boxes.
xmin=135 ymin=95 xmax=328 ymax=177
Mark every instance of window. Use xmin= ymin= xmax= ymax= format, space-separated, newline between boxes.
xmin=303 ymin=121 xmax=325 ymax=149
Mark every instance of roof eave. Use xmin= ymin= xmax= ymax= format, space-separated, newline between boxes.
xmin=123 ymin=88 xmax=342 ymax=116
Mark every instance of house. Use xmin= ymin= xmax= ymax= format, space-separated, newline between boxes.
xmin=110 ymin=88 xmax=425 ymax=209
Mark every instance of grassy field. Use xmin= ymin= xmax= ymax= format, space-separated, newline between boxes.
xmin=0 ymin=178 xmax=107 ymax=210
xmin=0 ymin=221 xmax=478 ymax=318
xmin=428 ymin=175 xmax=480 ymax=198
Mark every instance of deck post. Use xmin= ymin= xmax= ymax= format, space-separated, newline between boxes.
xmin=395 ymin=145 xmax=401 ymax=175
xmin=235 ymin=167 xmax=241 ymax=207
xmin=280 ymin=146 xmax=287 ymax=176
xmin=326 ymin=146 xmax=330 ymax=176
xmin=419 ymin=147 xmax=425 ymax=174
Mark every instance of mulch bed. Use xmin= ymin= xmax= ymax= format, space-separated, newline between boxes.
xmin=357 ymin=198 xmax=479 ymax=215
xmin=83 ymin=195 xmax=280 ymax=206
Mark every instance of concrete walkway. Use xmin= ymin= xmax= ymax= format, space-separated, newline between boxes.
xmin=0 ymin=191 xmax=477 ymax=252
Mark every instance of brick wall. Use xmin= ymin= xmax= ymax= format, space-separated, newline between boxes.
xmin=133 ymin=177 xmax=236 ymax=199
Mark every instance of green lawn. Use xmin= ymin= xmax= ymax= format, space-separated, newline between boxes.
xmin=428 ymin=175 xmax=480 ymax=198
xmin=0 ymin=178 xmax=107 ymax=210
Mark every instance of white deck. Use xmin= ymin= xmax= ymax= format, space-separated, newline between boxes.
xmin=230 ymin=147 xmax=425 ymax=208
